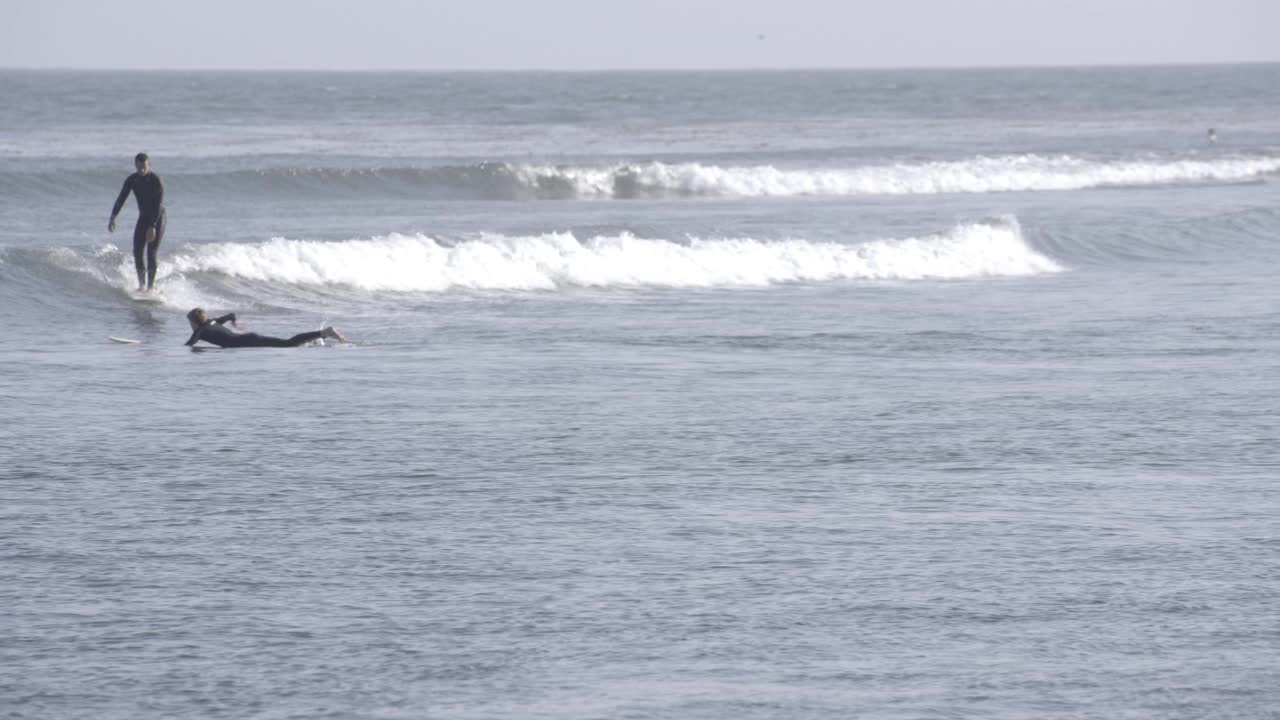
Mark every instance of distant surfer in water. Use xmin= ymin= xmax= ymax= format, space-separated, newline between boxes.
xmin=184 ymin=308 xmax=347 ymax=348
xmin=1207 ymin=128 xmax=1217 ymax=145
xmin=108 ymin=152 xmax=165 ymax=293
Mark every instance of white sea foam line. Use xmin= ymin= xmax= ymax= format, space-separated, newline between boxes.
xmin=93 ymin=245 xmax=231 ymax=310
xmin=511 ymin=155 xmax=1280 ymax=197
xmin=165 ymin=219 xmax=1062 ymax=292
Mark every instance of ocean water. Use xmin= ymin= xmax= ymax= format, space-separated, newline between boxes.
xmin=3 ymin=65 xmax=1280 ymax=719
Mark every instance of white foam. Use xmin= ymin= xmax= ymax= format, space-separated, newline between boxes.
xmin=96 ymin=245 xmax=224 ymax=309
xmin=164 ymin=219 xmax=1062 ymax=293
xmin=512 ymin=154 xmax=1280 ymax=198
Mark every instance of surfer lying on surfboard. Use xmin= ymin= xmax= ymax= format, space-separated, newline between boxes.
xmin=184 ymin=308 xmax=347 ymax=348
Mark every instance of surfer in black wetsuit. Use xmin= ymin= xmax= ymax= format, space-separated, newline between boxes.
xmin=108 ymin=152 xmax=165 ymax=292
xmin=184 ymin=308 xmax=347 ymax=348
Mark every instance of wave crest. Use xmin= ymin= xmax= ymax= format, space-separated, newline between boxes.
xmin=165 ymin=219 xmax=1061 ymax=293
xmin=521 ymin=154 xmax=1280 ymax=198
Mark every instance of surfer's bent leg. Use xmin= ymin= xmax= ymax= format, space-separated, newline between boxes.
xmin=146 ymin=210 xmax=165 ymax=290
xmin=131 ymin=219 xmax=148 ymax=289
xmin=284 ymin=331 xmax=326 ymax=346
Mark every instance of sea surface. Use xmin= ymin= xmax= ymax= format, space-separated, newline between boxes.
xmin=2 ymin=65 xmax=1280 ymax=719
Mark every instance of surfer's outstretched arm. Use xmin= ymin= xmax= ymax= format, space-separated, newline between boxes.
xmin=184 ymin=324 xmax=207 ymax=347
xmin=183 ymin=317 xmax=234 ymax=345
xmin=108 ymin=176 xmax=132 ymax=232
xmin=151 ymin=175 xmax=165 ymax=224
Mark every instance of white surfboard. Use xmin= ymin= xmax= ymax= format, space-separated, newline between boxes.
xmin=130 ymin=292 xmax=165 ymax=304
xmin=109 ymin=336 xmax=142 ymax=344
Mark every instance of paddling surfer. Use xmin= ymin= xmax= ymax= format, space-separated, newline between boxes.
xmin=184 ymin=308 xmax=347 ymax=348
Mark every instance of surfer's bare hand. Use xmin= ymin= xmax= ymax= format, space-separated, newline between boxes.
xmin=108 ymin=218 xmax=115 ymax=232
xmin=145 ymin=226 xmax=156 ymax=244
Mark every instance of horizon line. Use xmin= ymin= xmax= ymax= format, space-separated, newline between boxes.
xmin=2 ymin=59 xmax=1278 ymax=74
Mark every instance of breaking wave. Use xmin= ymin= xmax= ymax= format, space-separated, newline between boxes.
xmin=523 ymin=154 xmax=1280 ymax=198
xmin=159 ymin=218 xmax=1060 ymax=293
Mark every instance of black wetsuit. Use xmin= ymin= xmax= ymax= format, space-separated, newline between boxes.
xmin=111 ymin=171 xmax=166 ymax=289
xmin=184 ymin=314 xmax=326 ymax=348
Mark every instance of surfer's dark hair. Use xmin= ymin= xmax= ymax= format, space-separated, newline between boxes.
xmin=135 ymin=152 xmax=149 ymax=163
xmin=187 ymin=307 xmax=207 ymax=323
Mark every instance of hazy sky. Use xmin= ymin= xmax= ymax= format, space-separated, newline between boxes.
xmin=5 ymin=0 xmax=1279 ymax=71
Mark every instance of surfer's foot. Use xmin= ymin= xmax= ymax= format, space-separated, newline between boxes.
xmin=322 ymin=327 xmax=347 ymax=343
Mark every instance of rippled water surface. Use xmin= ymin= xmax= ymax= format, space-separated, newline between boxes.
xmin=4 ymin=66 xmax=1280 ymax=719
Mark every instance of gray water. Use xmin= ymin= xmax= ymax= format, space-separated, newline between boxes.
xmin=3 ymin=66 xmax=1280 ymax=719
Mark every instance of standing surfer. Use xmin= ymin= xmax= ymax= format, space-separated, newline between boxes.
xmin=108 ymin=152 xmax=165 ymax=292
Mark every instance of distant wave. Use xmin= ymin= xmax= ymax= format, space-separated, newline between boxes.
xmin=0 ymin=164 xmax=583 ymax=201
xmin=6 ymin=154 xmax=1277 ymax=201
xmin=159 ymin=219 xmax=1060 ymax=293
xmin=521 ymin=154 xmax=1280 ymax=198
